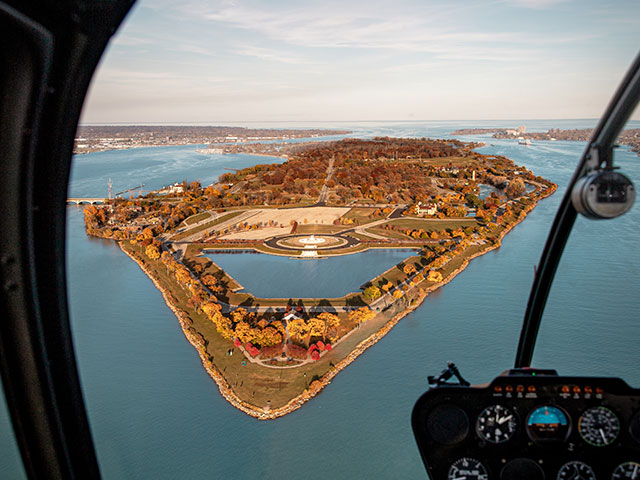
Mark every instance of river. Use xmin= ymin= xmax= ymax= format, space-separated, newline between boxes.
xmin=2 ymin=120 xmax=639 ymax=479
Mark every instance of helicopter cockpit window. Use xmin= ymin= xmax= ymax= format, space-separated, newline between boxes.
xmin=534 ymin=105 xmax=640 ymax=384
xmin=3 ymin=1 xmax=640 ymax=479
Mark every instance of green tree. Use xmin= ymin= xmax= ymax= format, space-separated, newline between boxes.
xmin=363 ymin=285 xmax=382 ymax=301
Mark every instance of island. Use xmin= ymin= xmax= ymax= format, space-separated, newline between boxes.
xmin=80 ymin=137 xmax=556 ymax=419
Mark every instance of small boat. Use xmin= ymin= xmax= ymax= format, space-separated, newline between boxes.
xmin=518 ymin=137 xmax=531 ymax=145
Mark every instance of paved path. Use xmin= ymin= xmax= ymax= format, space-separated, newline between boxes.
xmin=317 ymin=155 xmax=335 ymax=205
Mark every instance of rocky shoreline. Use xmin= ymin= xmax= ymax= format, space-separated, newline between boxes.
xmin=115 ymin=183 xmax=555 ymax=419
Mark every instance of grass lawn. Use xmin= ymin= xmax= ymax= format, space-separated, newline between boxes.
xmin=340 ymin=207 xmax=384 ymax=225
xmin=183 ymin=211 xmax=211 ymax=226
xmin=173 ymin=211 xmax=245 ymax=240
xmin=347 ymin=232 xmax=380 ymax=242
xmin=365 ymin=227 xmax=409 ymax=240
xmin=382 ymin=217 xmax=480 ymax=231
xmin=295 ymin=224 xmax=346 ymax=234
xmin=366 ymin=254 xmax=423 ymax=288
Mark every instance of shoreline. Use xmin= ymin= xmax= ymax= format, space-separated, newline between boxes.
xmin=114 ymin=184 xmax=555 ymax=419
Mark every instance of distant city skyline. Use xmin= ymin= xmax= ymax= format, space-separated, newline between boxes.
xmin=81 ymin=0 xmax=640 ymax=123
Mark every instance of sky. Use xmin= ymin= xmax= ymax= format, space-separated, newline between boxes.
xmin=80 ymin=0 xmax=640 ymax=124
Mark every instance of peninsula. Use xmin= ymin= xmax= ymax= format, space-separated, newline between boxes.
xmin=74 ymin=125 xmax=351 ymax=154
xmin=81 ymin=137 xmax=556 ymax=419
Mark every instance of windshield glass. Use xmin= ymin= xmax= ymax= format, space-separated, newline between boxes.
xmin=534 ymin=107 xmax=640 ymax=382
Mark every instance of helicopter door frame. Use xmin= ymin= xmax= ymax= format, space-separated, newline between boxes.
xmin=0 ymin=1 xmax=133 ymax=478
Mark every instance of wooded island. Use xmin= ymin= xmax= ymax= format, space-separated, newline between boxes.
xmin=82 ymin=137 xmax=556 ymax=418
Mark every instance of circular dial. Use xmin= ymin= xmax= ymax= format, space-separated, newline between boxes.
xmin=447 ymin=457 xmax=488 ymax=480
xmin=578 ymin=406 xmax=620 ymax=446
xmin=556 ymin=461 xmax=596 ymax=480
xmin=526 ymin=404 xmax=571 ymax=442
xmin=612 ymin=462 xmax=640 ymax=479
xmin=475 ymin=404 xmax=517 ymax=443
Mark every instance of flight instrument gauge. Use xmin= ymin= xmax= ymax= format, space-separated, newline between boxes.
xmin=612 ymin=462 xmax=640 ymax=479
xmin=475 ymin=404 xmax=517 ymax=443
xmin=526 ymin=405 xmax=571 ymax=443
xmin=556 ymin=461 xmax=596 ymax=480
xmin=447 ymin=457 xmax=488 ymax=480
xmin=578 ymin=406 xmax=620 ymax=446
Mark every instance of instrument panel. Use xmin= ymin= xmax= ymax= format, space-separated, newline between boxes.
xmin=412 ymin=370 xmax=640 ymax=479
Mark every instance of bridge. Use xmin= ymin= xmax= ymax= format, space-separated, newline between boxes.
xmin=66 ymin=197 xmax=106 ymax=205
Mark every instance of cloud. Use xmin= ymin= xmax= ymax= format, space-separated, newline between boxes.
xmin=508 ymin=0 xmax=571 ymax=8
xmin=174 ymin=43 xmax=217 ymax=57
xmin=236 ymin=45 xmax=309 ymax=64
xmin=196 ymin=2 xmax=560 ymax=63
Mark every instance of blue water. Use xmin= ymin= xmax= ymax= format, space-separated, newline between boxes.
xmin=68 ymin=146 xmax=286 ymax=197
xmin=207 ymin=250 xmax=414 ymax=298
xmin=2 ymin=120 xmax=640 ymax=479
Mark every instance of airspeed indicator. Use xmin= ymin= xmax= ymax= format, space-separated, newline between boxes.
xmin=578 ymin=406 xmax=619 ymax=446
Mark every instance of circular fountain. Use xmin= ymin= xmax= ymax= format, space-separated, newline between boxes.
xmin=299 ymin=234 xmax=323 ymax=257
xmin=271 ymin=233 xmax=353 ymax=258
xmin=299 ymin=234 xmax=326 ymax=248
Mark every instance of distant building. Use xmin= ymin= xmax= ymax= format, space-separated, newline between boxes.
xmin=417 ymin=202 xmax=438 ymax=216
xmin=168 ymin=183 xmax=184 ymax=194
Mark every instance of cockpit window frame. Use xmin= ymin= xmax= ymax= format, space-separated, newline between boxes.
xmin=0 ymin=1 xmax=134 ymax=478
xmin=515 ymin=51 xmax=640 ymax=368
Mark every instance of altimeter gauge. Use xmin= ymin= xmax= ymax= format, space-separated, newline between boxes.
xmin=556 ymin=461 xmax=596 ymax=480
xmin=612 ymin=462 xmax=640 ymax=479
xmin=476 ymin=404 xmax=517 ymax=443
xmin=447 ymin=457 xmax=488 ymax=480
xmin=578 ymin=406 xmax=620 ymax=446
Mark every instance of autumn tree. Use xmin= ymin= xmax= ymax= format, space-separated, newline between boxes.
xmin=287 ymin=318 xmax=309 ymax=344
xmin=145 ymin=244 xmax=160 ymax=260
xmin=308 ymin=318 xmax=326 ymax=340
xmin=505 ymin=178 xmax=526 ymax=198
xmin=202 ymin=274 xmax=219 ymax=290
xmin=142 ymin=227 xmax=154 ymax=239
xmin=427 ymin=270 xmax=443 ymax=282
xmin=363 ymin=285 xmax=382 ymax=301
xmin=403 ymin=263 xmax=417 ymax=275
xmin=348 ymin=307 xmax=375 ymax=326
xmin=175 ymin=266 xmax=192 ymax=287
xmin=231 ymin=307 xmax=248 ymax=324
xmin=235 ymin=321 xmax=251 ymax=343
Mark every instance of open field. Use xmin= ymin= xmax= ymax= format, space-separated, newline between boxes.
xmin=340 ymin=207 xmax=385 ymax=225
xmin=295 ymin=224 xmax=346 ymax=235
xmin=213 ymin=206 xmax=350 ymax=240
xmin=365 ymin=227 xmax=409 ymax=240
xmin=172 ymin=211 xmax=245 ymax=240
xmin=383 ymin=217 xmax=480 ymax=231
xmin=220 ymin=227 xmax=291 ymax=240
xmin=250 ymin=206 xmax=350 ymax=226
xmin=183 ymin=212 xmax=211 ymax=226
